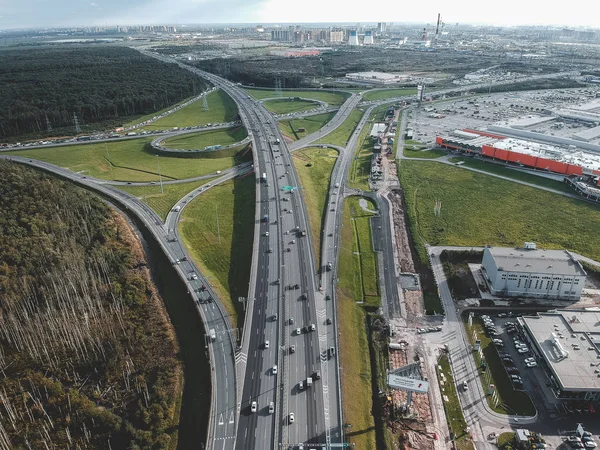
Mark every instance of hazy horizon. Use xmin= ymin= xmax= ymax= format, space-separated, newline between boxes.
xmin=0 ymin=0 xmax=598 ymax=31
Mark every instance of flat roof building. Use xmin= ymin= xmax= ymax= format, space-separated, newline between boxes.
xmin=481 ymin=244 xmax=587 ymax=300
xmin=520 ymin=309 xmax=600 ymax=401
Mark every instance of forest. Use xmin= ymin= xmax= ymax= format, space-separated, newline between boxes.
xmin=0 ymin=160 xmax=182 ymax=449
xmin=0 ymin=46 xmax=208 ymax=140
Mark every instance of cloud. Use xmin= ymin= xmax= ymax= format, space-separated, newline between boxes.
xmin=89 ymin=2 xmax=98 ymax=6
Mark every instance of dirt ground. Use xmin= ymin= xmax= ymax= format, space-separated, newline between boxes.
xmin=387 ymin=189 xmax=415 ymax=273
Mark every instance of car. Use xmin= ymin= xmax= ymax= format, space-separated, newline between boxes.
xmin=504 ymin=322 xmax=516 ymax=327
xmin=326 ymin=317 xmax=332 ymax=324
xmin=328 ymin=346 xmax=335 ymax=358
xmin=498 ymin=313 xmax=508 ymax=318
xmin=295 ymin=328 xmax=301 ymax=335
xmin=272 ymin=365 xmax=278 ymax=375
xmin=568 ymin=438 xmax=583 ymax=444
xmin=289 ymin=317 xmax=294 ymax=324
xmin=269 ymin=402 xmax=274 ymax=414
xmin=267 ymin=248 xmax=273 ymax=253
xmin=289 ymin=412 xmax=295 ymax=423
xmin=510 ymin=374 xmax=522 ymax=381
xmin=313 ymin=370 xmax=321 ymax=380
xmin=524 ymin=357 xmax=536 ymax=363
xmin=303 ymin=325 xmax=309 ymax=333
xmin=264 ymin=231 xmax=269 ymax=236
xmin=310 ymin=324 xmax=316 ymax=331
xmin=299 ymin=381 xmax=304 ymax=390
xmin=272 ymin=313 xmax=278 ymax=321
xmin=301 ymin=293 xmax=307 ymax=299
xmin=462 ymin=381 xmax=468 ymax=391
xmin=325 ymin=294 xmax=331 ymax=301
xmin=517 ymin=347 xmax=530 ymax=354
xmin=584 ymin=441 xmax=597 ymax=449
xmin=506 ymin=367 xmax=520 ymax=375
xmin=251 ymin=401 xmax=257 ymax=413
xmin=290 ymin=345 xmax=296 ymax=353
xmin=190 ymin=274 xmax=198 ymax=280
xmin=264 ymin=340 xmax=269 ymax=349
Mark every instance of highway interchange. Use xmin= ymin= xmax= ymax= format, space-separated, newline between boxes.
xmin=0 ymin=55 xmax=586 ymax=450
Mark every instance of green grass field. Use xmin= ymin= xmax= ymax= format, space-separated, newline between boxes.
xmin=403 ymin=148 xmax=446 ymax=158
xmin=10 ymin=139 xmax=251 ymax=182
xmin=138 ymin=90 xmax=238 ymax=131
xmin=340 ymin=197 xmax=380 ymax=307
xmin=292 ymin=147 xmax=339 ymax=265
xmin=161 ymin=127 xmax=247 ymax=150
xmin=243 ymin=88 xmax=350 ymax=106
xmin=124 ymin=95 xmax=197 ymax=128
xmin=263 ymin=98 xmax=319 ymax=114
xmin=316 ymin=108 xmax=364 ymax=147
xmin=363 ymin=88 xmax=417 ymax=101
xmin=178 ymin=176 xmax=255 ymax=328
xmin=464 ymin=317 xmax=536 ymax=416
xmin=448 ymin=156 xmax=574 ymax=194
xmin=119 ymin=178 xmax=216 ymax=220
xmin=399 ymin=160 xmax=600 ymax=264
xmin=337 ymin=198 xmax=377 ymax=450
xmin=437 ymin=355 xmax=475 ymax=450
xmin=278 ymin=112 xmax=336 ymax=141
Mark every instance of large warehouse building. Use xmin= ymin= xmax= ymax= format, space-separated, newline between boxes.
xmin=481 ymin=244 xmax=587 ymax=300
xmin=519 ymin=310 xmax=600 ymax=402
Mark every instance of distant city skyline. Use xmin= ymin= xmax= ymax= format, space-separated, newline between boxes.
xmin=0 ymin=0 xmax=598 ymax=30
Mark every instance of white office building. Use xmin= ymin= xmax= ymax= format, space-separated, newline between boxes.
xmin=481 ymin=243 xmax=587 ymax=300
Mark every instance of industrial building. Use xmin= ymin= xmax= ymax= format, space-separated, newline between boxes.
xmin=519 ymin=310 xmax=600 ymax=402
xmin=481 ymin=244 xmax=587 ymax=300
xmin=435 ymin=130 xmax=600 ymax=186
xmin=345 ymin=71 xmax=412 ymax=85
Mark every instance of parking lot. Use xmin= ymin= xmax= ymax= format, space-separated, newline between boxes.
xmin=474 ymin=312 xmax=600 ymax=449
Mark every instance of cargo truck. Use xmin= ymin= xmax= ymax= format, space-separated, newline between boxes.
xmin=306 ymin=377 xmax=312 ymax=388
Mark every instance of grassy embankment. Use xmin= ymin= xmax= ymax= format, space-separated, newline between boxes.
xmin=447 ymin=156 xmax=574 ymax=194
xmin=161 ymin=127 xmax=248 ymax=150
xmin=278 ymin=112 xmax=336 ymax=141
xmin=178 ymin=176 xmax=255 ymax=328
xmin=337 ymin=196 xmax=381 ymax=450
xmin=292 ymin=147 xmax=339 ymax=267
xmin=136 ymin=89 xmax=239 ymax=131
xmin=124 ymin=94 xmax=198 ymax=127
xmin=263 ymin=98 xmax=320 ymax=114
xmin=315 ymin=108 xmax=365 ymax=147
xmin=437 ymin=355 xmax=475 ymax=450
xmin=243 ymin=88 xmax=350 ymax=106
xmin=363 ymin=88 xmax=417 ymax=101
xmin=10 ymin=139 xmax=250 ymax=182
xmin=399 ymin=160 xmax=600 ymax=265
xmin=119 ymin=179 xmax=215 ymax=220
xmin=463 ymin=316 xmax=536 ymax=416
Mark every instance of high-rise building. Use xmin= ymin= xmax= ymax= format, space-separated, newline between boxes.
xmin=377 ymin=22 xmax=387 ymax=34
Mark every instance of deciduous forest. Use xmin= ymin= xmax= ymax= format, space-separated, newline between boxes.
xmin=0 ymin=160 xmax=182 ymax=449
xmin=0 ymin=46 xmax=208 ymax=139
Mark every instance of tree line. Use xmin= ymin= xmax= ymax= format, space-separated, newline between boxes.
xmin=0 ymin=46 xmax=208 ymax=139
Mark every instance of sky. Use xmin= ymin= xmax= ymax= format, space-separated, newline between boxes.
xmin=0 ymin=0 xmax=598 ymax=30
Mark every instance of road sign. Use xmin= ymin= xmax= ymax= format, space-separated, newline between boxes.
xmin=387 ymin=374 xmax=429 ymax=393
xmin=281 ymin=186 xmax=298 ymax=191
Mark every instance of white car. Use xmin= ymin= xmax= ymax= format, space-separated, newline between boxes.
xmin=299 ymin=381 xmax=304 ymax=390
xmin=191 ymin=274 xmax=198 ymax=280
xmin=526 ymin=361 xmax=537 ymax=367
xmin=272 ymin=365 xmax=278 ymax=375
xmin=289 ymin=412 xmax=295 ymax=423
xmin=251 ymin=401 xmax=257 ymax=413
xmin=517 ymin=347 xmax=529 ymax=354
xmin=269 ymin=402 xmax=274 ymax=414
xmin=524 ymin=357 xmax=536 ymax=364
xmin=265 ymin=231 xmax=269 ymax=236
xmin=295 ymin=328 xmax=301 ymax=335
xmin=264 ymin=340 xmax=269 ymax=349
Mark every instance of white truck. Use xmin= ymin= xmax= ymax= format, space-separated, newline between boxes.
xmin=262 ymin=173 xmax=267 ymax=182
xmin=209 ymin=329 xmax=216 ymax=341
xmin=306 ymin=377 xmax=313 ymax=388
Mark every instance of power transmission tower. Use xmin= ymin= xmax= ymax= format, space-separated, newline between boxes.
xmin=203 ymin=94 xmax=209 ymax=111
xmin=45 ymin=115 xmax=52 ymax=133
xmin=73 ymin=113 xmax=81 ymax=133
xmin=275 ymin=77 xmax=282 ymax=97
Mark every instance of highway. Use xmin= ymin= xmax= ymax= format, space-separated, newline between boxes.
xmin=140 ymin=52 xmax=341 ymax=449
xmin=0 ymin=154 xmax=247 ymax=450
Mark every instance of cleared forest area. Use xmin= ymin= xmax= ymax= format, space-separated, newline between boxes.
xmin=0 ymin=160 xmax=182 ymax=449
